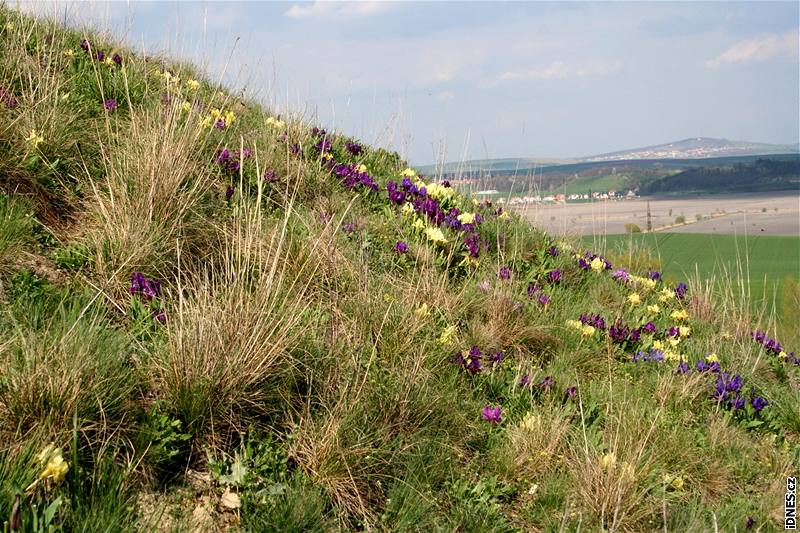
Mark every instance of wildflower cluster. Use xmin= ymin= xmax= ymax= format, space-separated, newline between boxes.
xmin=130 ymin=272 xmax=165 ymax=323
xmin=577 ymin=251 xmax=612 ymax=272
xmin=752 ymin=331 xmax=797 ymax=364
xmin=78 ymin=39 xmax=123 ymax=67
xmin=0 ymin=85 xmax=18 ymax=109
xmin=453 ymin=345 xmax=504 ymax=375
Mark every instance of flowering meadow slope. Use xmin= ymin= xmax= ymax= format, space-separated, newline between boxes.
xmin=0 ymin=7 xmax=798 ymax=532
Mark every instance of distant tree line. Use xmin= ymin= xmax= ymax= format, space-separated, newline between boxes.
xmin=639 ymin=159 xmax=800 ymax=195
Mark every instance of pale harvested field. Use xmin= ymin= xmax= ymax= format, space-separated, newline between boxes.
xmin=515 ymin=191 xmax=800 ymax=237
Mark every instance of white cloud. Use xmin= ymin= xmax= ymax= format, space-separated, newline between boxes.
xmin=491 ymin=61 xmax=621 ymax=85
xmin=286 ymin=1 xmax=392 ymax=20
xmin=706 ymin=29 xmax=799 ymax=67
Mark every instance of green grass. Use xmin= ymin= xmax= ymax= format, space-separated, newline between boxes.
xmin=1 ymin=6 xmax=799 ymax=532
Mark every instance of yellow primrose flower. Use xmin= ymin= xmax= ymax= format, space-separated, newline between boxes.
xmin=627 ymin=293 xmax=641 ymax=306
xmin=498 ymin=211 xmax=509 ymax=220
xmin=412 ymin=217 xmax=425 ymax=232
xmin=383 ymin=293 xmax=392 ymax=303
xmin=664 ymin=350 xmax=682 ymax=362
xmin=671 ymin=476 xmax=684 ymax=490
xmin=653 ymin=340 xmax=665 ymax=350
xmin=679 ymin=325 xmax=691 ymax=337
xmin=400 ymin=202 xmax=414 ymax=217
xmin=668 ymin=337 xmax=681 ymax=348
xmin=566 ymin=319 xmax=582 ymax=330
xmin=266 ymin=116 xmax=286 ymax=129
xmin=356 ymin=164 xmax=368 ymax=174
xmin=198 ymin=116 xmax=213 ymax=129
xmin=779 ymin=351 xmax=789 ymax=360
xmin=321 ymin=152 xmax=334 ymax=162
xmin=658 ymin=287 xmax=675 ymax=302
xmin=5 ymin=22 xmax=15 ymax=31
xmin=400 ymin=168 xmax=417 ymax=178
xmin=647 ymin=304 xmax=660 ymax=315
xmin=103 ymin=56 xmax=114 ymax=66
xmin=426 ymin=183 xmax=454 ymax=201
xmin=425 ymin=226 xmax=447 ymax=244
xmin=631 ymin=276 xmax=657 ymax=291
xmin=600 ymin=452 xmax=617 ymax=470
xmin=438 ymin=325 xmax=457 ymax=346
xmin=210 ymin=108 xmax=222 ymax=120
xmin=581 ymin=324 xmax=596 ymax=337
xmin=224 ymin=110 xmax=236 ymax=125
xmin=706 ymin=353 xmax=719 ymax=363
xmin=40 ymin=452 xmax=68 ymax=483
xmin=457 ymin=212 xmax=476 ymax=225
xmin=63 ymin=49 xmax=74 ymax=58
xmin=472 ymin=198 xmax=479 ymax=207
xmin=25 ymin=130 xmax=44 ymax=148
xmin=181 ymin=101 xmax=192 ymax=112
xmin=670 ymin=309 xmax=689 ymax=321
xmin=590 ymin=257 xmax=605 ymax=272
xmin=186 ymin=79 xmax=200 ymax=90
xmin=414 ymin=303 xmax=430 ymax=319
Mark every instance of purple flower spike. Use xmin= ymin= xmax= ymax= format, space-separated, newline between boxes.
xmin=676 ymin=361 xmax=690 ymax=374
xmin=481 ymin=406 xmax=502 ymax=424
xmin=499 ymin=266 xmax=511 ymax=280
xmin=539 ymin=375 xmax=554 ymax=389
xmin=80 ymin=39 xmax=91 ymax=51
xmin=537 ymin=293 xmax=551 ymax=306
xmin=103 ymin=98 xmax=118 ymax=111
xmin=112 ymin=53 xmax=122 ymax=65
xmin=152 ymin=309 xmax=166 ymax=324
xmin=611 ymin=269 xmax=629 ymax=282
xmin=648 ymin=271 xmax=661 ymax=281
xmin=565 ymin=386 xmax=577 ymax=398
xmin=547 ymin=246 xmax=559 ymax=257
xmin=527 ymin=282 xmax=540 ymax=298
xmin=519 ymin=375 xmax=531 ymax=388
xmin=225 ymin=185 xmax=234 ymax=201
xmin=675 ymin=282 xmax=688 ymax=299
xmin=745 ymin=517 xmax=754 ymax=530
xmin=394 ymin=241 xmax=408 ymax=254
xmin=546 ymin=269 xmax=561 ymax=283
xmin=750 ymin=396 xmax=768 ymax=412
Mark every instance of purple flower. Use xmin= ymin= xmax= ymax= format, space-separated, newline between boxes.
xmin=745 ymin=517 xmax=754 ymax=530
xmin=488 ymin=351 xmax=505 ymax=365
xmin=263 ymin=169 xmax=277 ymax=182
xmin=547 ymin=246 xmax=559 ymax=257
xmin=546 ymin=269 xmax=561 ymax=283
xmin=342 ymin=222 xmax=356 ymax=233
xmin=215 ymin=118 xmax=226 ymax=130
xmin=94 ymin=50 xmax=105 ymax=62
xmin=750 ymin=396 xmax=768 ymax=412
xmin=225 ymin=185 xmax=234 ymax=201
xmin=730 ymin=394 xmax=745 ymax=410
xmin=519 ymin=375 xmax=531 ymax=388
xmin=152 ymin=309 xmax=166 ymax=324
xmin=752 ymin=330 xmax=766 ymax=343
xmin=608 ymin=320 xmax=630 ymax=343
xmin=129 ymin=272 xmax=161 ymax=301
xmin=112 ymin=53 xmax=122 ymax=65
xmin=345 ymin=140 xmax=363 ymax=156
xmin=80 ymin=39 xmax=91 ymax=51
xmin=537 ymin=293 xmax=551 ymax=306
xmin=578 ymin=258 xmax=590 ymax=270
xmin=611 ymin=269 xmax=629 ymax=282
xmin=675 ymin=282 xmax=688 ymax=299
xmin=565 ymin=386 xmax=577 ymax=398
xmin=527 ymin=283 xmax=540 ymax=298
xmin=648 ymin=271 xmax=661 ymax=281
xmin=481 ymin=406 xmax=502 ymax=424
xmin=642 ymin=321 xmax=656 ymax=334
xmin=394 ymin=241 xmax=408 ymax=254
xmin=103 ymin=98 xmax=118 ymax=111
xmin=498 ymin=266 xmax=511 ymax=280
xmin=539 ymin=375 xmax=554 ymax=389
xmin=676 ymin=361 xmax=690 ymax=374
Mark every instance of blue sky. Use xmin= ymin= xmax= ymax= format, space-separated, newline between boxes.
xmin=24 ymin=1 xmax=800 ymax=165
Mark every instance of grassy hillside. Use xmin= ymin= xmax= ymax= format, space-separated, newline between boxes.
xmin=589 ymin=233 xmax=800 ymax=343
xmin=1 ymin=8 xmax=799 ymax=532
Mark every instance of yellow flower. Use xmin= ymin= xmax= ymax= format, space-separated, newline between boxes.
xmin=266 ymin=116 xmax=286 ymax=129
xmin=600 ymin=452 xmax=617 ymax=470
xmin=627 ymin=293 xmax=641 ymax=306
xmin=658 ymin=287 xmax=675 ymax=302
xmin=566 ymin=319 xmax=582 ymax=330
xmin=5 ymin=22 xmax=15 ymax=31
xmin=63 ymin=49 xmax=74 ymax=58
xmin=426 ymin=183 xmax=454 ymax=201
xmin=414 ymin=303 xmax=430 ymax=319
xmin=103 ymin=56 xmax=114 ymax=66
xmin=664 ymin=350 xmax=682 ymax=362
xmin=472 ymin=198 xmax=479 ymax=207
xmin=383 ymin=293 xmax=393 ymax=303
xmin=224 ymin=110 xmax=236 ymax=126
xmin=647 ymin=304 xmax=660 ymax=315
xmin=590 ymin=257 xmax=605 ymax=272
xmin=779 ymin=351 xmax=789 ymax=360
xmin=412 ymin=217 xmax=425 ymax=233
xmin=211 ymin=108 xmax=222 ymax=120
xmin=706 ymin=353 xmax=719 ymax=363
xmin=186 ymin=79 xmax=200 ymax=90
xmin=678 ymin=325 xmax=691 ymax=337
xmin=356 ymin=164 xmax=368 ymax=174
xmin=25 ymin=130 xmax=44 ymax=148
xmin=653 ymin=340 xmax=665 ymax=350
xmin=497 ymin=211 xmax=509 ymax=220
xmin=400 ymin=167 xmax=417 ymax=178
xmin=181 ymin=101 xmax=192 ymax=112
xmin=198 ymin=116 xmax=213 ymax=129
xmin=670 ymin=309 xmax=689 ymax=321
xmin=457 ymin=212 xmax=476 ymax=225
xmin=631 ymin=276 xmax=657 ymax=291
xmin=400 ymin=202 xmax=414 ymax=217
xmin=40 ymin=452 xmax=68 ymax=483
xmin=581 ymin=324 xmax=596 ymax=337
xmin=438 ymin=325 xmax=457 ymax=346
xmin=424 ymin=226 xmax=447 ymax=244
xmin=668 ymin=337 xmax=681 ymax=348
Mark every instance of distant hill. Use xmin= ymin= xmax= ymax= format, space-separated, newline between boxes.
xmin=584 ymin=137 xmax=800 ymax=162
xmin=418 ymin=137 xmax=800 ymax=176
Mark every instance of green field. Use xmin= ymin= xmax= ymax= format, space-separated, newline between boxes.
xmin=588 ymin=232 xmax=799 ymax=334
